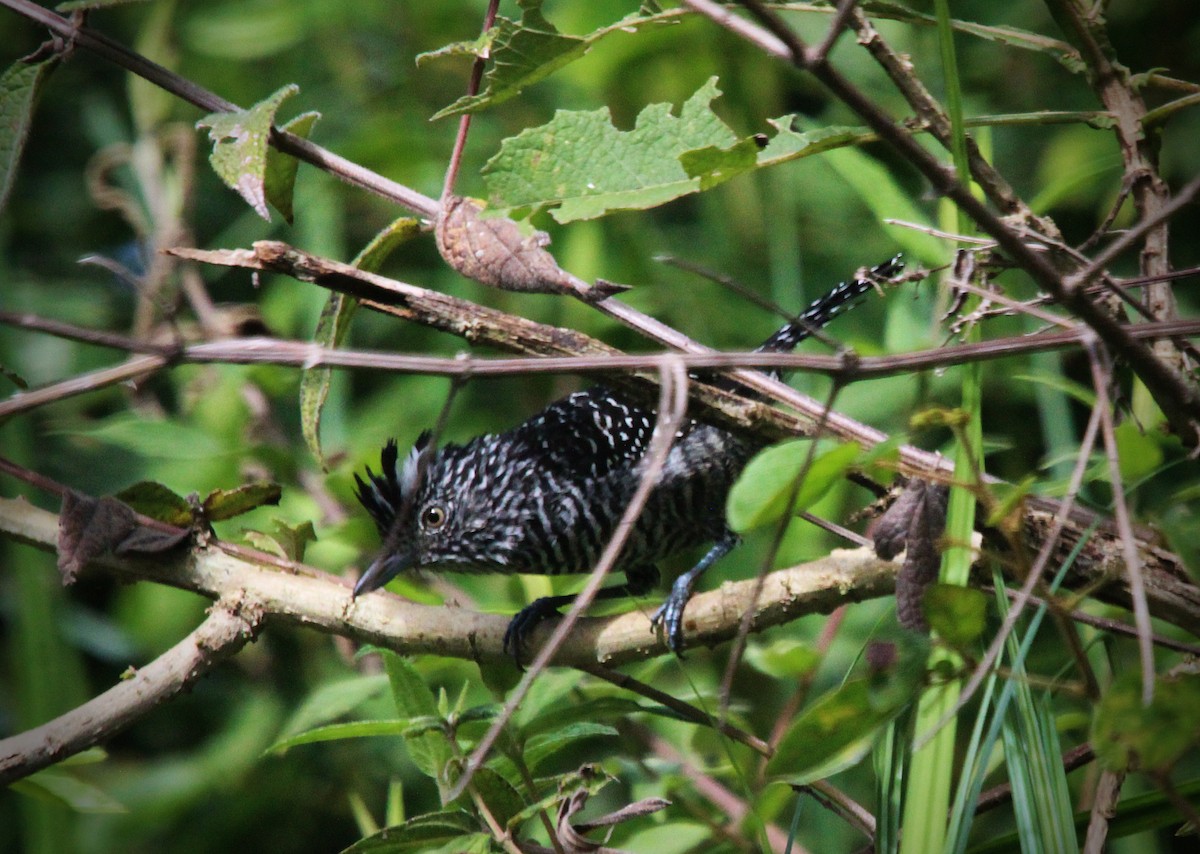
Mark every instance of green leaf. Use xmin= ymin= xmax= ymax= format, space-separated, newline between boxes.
xmin=425 ymin=3 xmax=674 ymax=120
xmin=1114 ymin=420 xmax=1164 ymax=484
xmin=202 ymin=482 xmax=281 ymax=521
xmin=429 ymin=1 xmax=676 ymax=121
xmin=11 ymin=768 xmax=127 ymax=813
xmin=1092 ymin=671 xmax=1200 ymax=772
xmin=115 ymin=481 xmax=193 ymax=526
xmin=264 ymin=110 xmax=320 ymax=224
xmin=521 ymin=722 xmax=618 ymax=772
xmin=767 ymin=636 xmax=927 ymax=784
xmin=745 ymin=639 xmax=822 ymax=680
xmin=431 ymin=2 xmax=585 ymax=121
xmin=726 ymin=440 xmax=860 ymax=533
xmin=922 ymin=583 xmax=988 ymax=648
xmin=0 ymin=58 xmax=56 ymax=218
xmin=276 ymin=673 xmax=389 ymax=739
xmin=197 ymin=84 xmax=299 ymax=220
xmin=483 ymin=77 xmax=738 ymax=223
xmin=267 ymin=719 xmax=434 ymax=754
xmin=469 ymin=766 xmax=525 ymax=830
xmin=340 ymin=810 xmax=483 ymax=854
xmin=382 ymin=653 xmax=455 ymax=793
xmin=301 ymin=217 xmax=421 ymax=470
xmin=242 ymin=518 xmax=317 ymax=562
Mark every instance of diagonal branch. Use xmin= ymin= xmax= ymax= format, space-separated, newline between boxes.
xmin=0 ymin=597 xmax=264 ymax=786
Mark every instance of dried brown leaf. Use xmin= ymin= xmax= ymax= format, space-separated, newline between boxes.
xmin=57 ymin=491 xmax=189 ymax=583
xmin=435 ymin=196 xmax=624 ymax=300
xmin=57 ymin=492 xmax=137 ymax=584
xmin=871 ymin=479 xmax=949 ymax=631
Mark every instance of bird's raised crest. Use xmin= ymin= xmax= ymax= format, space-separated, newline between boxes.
xmin=354 ymin=430 xmax=435 ymax=533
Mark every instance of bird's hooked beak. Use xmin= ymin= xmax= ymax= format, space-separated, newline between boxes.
xmin=352 ymin=548 xmax=414 ymax=598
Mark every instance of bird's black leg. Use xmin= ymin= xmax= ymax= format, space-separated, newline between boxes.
xmin=651 ymin=530 xmax=739 ymax=654
xmin=503 ymin=565 xmax=660 ymax=666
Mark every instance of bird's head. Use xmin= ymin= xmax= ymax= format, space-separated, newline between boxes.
xmin=352 ymin=432 xmax=525 ymax=595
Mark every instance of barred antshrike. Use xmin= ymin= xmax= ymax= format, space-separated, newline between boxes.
xmin=353 ymin=257 xmax=901 ymax=659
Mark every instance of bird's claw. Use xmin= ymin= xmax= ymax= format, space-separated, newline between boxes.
xmin=651 ymin=577 xmax=694 ymax=655
xmin=502 ymin=597 xmax=562 ymax=669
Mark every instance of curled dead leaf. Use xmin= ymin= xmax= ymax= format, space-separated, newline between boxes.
xmin=435 ymin=196 xmax=625 ymax=301
xmin=870 ymin=479 xmax=949 ymax=632
xmin=57 ymin=491 xmax=189 ymax=584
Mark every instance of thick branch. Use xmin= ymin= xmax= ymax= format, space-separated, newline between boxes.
xmin=0 ymin=597 xmax=263 ymax=786
xmin=0 ymin=495 xmax=901 ymax=669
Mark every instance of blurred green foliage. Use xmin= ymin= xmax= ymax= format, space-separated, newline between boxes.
xmin=2 ymin=1 xmax=1199 ymax=852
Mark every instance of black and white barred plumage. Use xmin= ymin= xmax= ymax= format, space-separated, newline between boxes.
xmin=354 ymin=256 xmax=902 ymax=657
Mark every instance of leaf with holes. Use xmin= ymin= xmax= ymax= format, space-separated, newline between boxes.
xmin=197 ymin=84 xmax=299 ymax=220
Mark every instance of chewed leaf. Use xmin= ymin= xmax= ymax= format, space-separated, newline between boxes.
xmin=431 ymin=3 xmax=584 ymax=121
xmin=483 ymin=77 xmax=737 ymax=223
xmin=197 ymin=84 xmax=299 ymax=220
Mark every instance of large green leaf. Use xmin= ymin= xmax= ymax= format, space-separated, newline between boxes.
xmin=726 ymin=440 xmax=860 ymax=533
xmin=483 ymin=77 xmax=738 ymax=223
xmin=382 ymin=653 xmax=456 ymax=797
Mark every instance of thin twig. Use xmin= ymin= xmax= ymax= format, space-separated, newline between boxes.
xmin=1085 ymin=339 xmax=1155 ymax=704
xmin=577 ymin=663 xmax=771 ymax=756
xmin=808 ymin=0 xmax=860 ymax=65
xmin=0 ymin=598 xmax=263 ymax=784
xmin=1083 ymin=769 xmax=1125 ymax=853
xmin=441 ymin=0 xmax=500 ymax=199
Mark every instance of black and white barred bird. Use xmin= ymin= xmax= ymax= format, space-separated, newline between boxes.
xmin=353 ymin=257 xmax=902 ymax=659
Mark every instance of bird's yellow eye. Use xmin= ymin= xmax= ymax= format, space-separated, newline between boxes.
xmin=420 ymin=505 xmax=447 ymax=530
